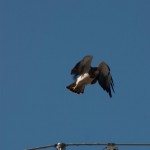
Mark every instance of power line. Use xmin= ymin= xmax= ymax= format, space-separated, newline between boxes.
xmin=25 ymin=144 xmax=56 ymax=150
xmin=25 ymin=142 xmax=150 ymax=150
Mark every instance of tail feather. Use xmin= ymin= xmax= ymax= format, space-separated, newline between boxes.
xmin=66 ymin=82 xmax=85 ymax=94
xmin=66 ymin=82 xmax=76 ymax=91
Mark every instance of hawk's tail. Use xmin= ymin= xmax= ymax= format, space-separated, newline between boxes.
xmin=66 ymin=82 xmax=84 ymax=94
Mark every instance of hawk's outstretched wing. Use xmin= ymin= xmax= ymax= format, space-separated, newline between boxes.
xmin=96 ymin=61 xmax=115 ymax=97
xmin=71 ymin=55 xmax=93 ymax=79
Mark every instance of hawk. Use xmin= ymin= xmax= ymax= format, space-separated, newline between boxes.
xmin=66 ymin=55 xmax=115 ymax=97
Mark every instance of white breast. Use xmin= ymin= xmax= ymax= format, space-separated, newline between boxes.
xmin=76 ymin=73 xmax=94 ymax=85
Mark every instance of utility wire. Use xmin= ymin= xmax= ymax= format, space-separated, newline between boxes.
xmin=25 ymin=142 xmax=150 ymax=150
xmin=25 ymin=144 xmax=56 ymax=150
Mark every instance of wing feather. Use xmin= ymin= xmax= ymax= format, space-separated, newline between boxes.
xmin=97 ymin=61 xmax=115 ymax=97
xmin=71 ymin=55 xmax=93 ymax=79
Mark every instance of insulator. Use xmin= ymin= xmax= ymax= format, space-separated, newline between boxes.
xmin=107 ymin=143 xmax=118 ymax=150
xmin=56 ymin=143 xmax=66 ymax=150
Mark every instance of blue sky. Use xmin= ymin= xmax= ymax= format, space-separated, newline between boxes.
xmin=1 ymin=0 xmax=150 ymax=150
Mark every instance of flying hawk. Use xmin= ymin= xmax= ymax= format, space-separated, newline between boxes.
xmin=66 ymin=55 xmax=115 ymax=97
